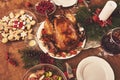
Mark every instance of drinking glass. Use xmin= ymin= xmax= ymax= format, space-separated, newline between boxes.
xmin=101 ymin=27 xmax=120 ymax=55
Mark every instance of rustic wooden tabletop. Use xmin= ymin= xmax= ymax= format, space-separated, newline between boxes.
xmin=0 ymin=0 xmax=120 ymax=80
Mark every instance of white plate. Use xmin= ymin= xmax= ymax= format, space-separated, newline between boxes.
xmin=76 ymin=56 xmax=114 ymax=80
xmin=36 ymin=21 xmax=86 ymax=59
xmin=52 ymin=0 xmax=77 ymax=7
xmin=36 ymin=22 xmax=48 ymax=53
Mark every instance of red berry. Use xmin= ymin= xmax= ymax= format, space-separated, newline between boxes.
xmin=49 ymin=49 xmax=54 ymax=53
xmin=69 ymin=50 xmax=77 ymax=55
xmin=8 ymin=58 xmax=18 ymax=66
xmin=64 ymin=72 xmax=68 ymax=78
xmin=78 ymin=0 xmax=83 ymax=3
xmin=19 ymin=22 xmax=23 ymax=28
xmin=25 ymin=2 xmax=32 ymax=7
xmin=14 ymin=20 xmax=18 ymax=24
xmin=36 ymin=1 xmax=54 ymax=15
xmin=78 ymin=42 xmax=83 ymax=47
xmin=13 ymin=25 xmax=17 ymax=28
xmin=61 ymin=52 xmax=66 ymax=57
xmin=6 ymin=53 xmax=9 ymax=60
xmin=42 ymin=29 xmax=47 ymax=34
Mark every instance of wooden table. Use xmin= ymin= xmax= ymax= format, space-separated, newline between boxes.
xmin=0 ymin=0 xmax=120 ymax=80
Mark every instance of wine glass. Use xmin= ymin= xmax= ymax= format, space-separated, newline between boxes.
xmin=101 ymin=27 xmax=120 ymax=56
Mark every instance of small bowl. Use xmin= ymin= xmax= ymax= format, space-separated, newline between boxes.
xmin=35 ymin=0 xmax=56 ymax=16
xmin=23 ymin=64 xmax=67 ymax=80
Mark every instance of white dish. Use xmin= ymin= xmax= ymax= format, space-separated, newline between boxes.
xmin=23 ymin=64 xmax=67 ymax=80
xmin=36 ymin=22 xmax=48 ymax=53
xmin=76 ymin=56 xmax=114 ymax=80
xmin=36 ymin=21 xmax=86 ymax=59
xmin=52 ymin=0 xmax=77 ymax=7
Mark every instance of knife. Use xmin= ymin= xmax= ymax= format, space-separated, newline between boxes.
xmin=65 ymin=62 xmax=76 ymax=80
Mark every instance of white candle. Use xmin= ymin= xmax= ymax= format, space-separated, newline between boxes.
xmin=98 ymin=1 xmax=117 ymax=21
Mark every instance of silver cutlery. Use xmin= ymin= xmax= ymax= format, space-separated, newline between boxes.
xmin=65 ymin=62 xmax=76 ymax=80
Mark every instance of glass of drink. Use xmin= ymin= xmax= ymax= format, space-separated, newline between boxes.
xmin=101 ymin=27 xmax=120 ymax=55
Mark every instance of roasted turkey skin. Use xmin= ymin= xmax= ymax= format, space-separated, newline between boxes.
xmin=41 ymin=14 xmax=80 ymax=52
xmin=53 ymin=16 xmax=79 ymax=51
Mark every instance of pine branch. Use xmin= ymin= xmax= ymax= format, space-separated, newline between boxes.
xmin=18 ymin=47 xmax=42 ymax=69
xmin=75 ymin=6 xmax=120 ymax=41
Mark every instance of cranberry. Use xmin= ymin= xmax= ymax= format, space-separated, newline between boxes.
xmin=19 ymin=22 xmax=23 ymax=28
xmin=35 ymin=1 xmax=55 ymax=15
xmin=69 ymin=50 xmax=77 ymax=55
xmin=25 ymin=2 xmax=32 ymax=7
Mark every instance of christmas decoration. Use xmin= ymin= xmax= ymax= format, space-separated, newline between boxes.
xmin=54 ymin=59 xmax=66 ymax=72
xmin=90 ymin=0 xmax=107 ymax=7
xmin=25 ymin=2 xmax=32 ymax=8
xmin=6 ymin=53 xmax=10 ymax=60
xmin=19 ymin=47 xmax=65 ymax=70
xmin=75 ymin=2 xmax=120 ymax=40
xmin=78 ymin=0 xmax=83 ymax=3
xmin=8 ymin=58 xmax=18 ymax=66
xmin=6 ymin=53 xmax=18 ymax=66
xmin=92 ymin=8 xmax=112 ymax=27
xmin=18 ymin=47 xmax=42 ymax=69
xmin=39 ymin=53 xmax=54 ymax=64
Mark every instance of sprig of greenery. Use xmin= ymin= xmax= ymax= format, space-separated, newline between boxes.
xmin=18 ymin=47 xmax=66 ymax=71
xmin=75 ymin=4 xmax=120 ymax=41
xmin=18 ymin=47 xmax=42 ymax=69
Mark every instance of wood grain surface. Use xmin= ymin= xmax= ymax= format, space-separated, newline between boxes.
xmin=0 ymin=0 xmax=120 ymax=80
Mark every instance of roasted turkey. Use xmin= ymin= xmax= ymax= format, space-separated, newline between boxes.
xmin=41 ymin=13 xmax=83 ymax=52
xmin=53 ymin=16 xmax=78 ymax=51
